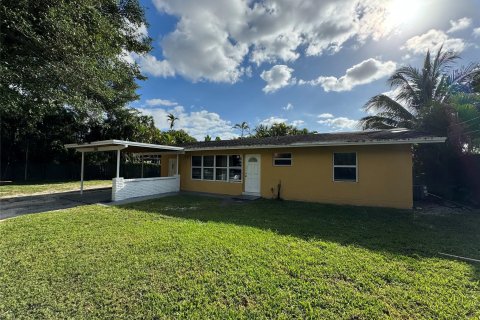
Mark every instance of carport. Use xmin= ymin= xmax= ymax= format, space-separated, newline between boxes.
xmin=65 ymin=140 xmax=184 ymax=201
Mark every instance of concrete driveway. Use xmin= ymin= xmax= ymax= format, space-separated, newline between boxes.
xmin=0 ymin=188 xmax=112 ymax=220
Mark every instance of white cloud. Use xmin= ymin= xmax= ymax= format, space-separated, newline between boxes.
xmin=447 ymin=17 xmax=472 ymax=33
xmin=299 ymin=58 xmax=396 ymax=92
xmin=318 ymin=113 xmax=334 ymax=118
xmin=145 ymin=0 xmax=404 ymax=83
xmin=402 ymin=29 xmax=467 ymax=55
xmin=291 ymin=120 xmax=305 ymax=127
xmin=473 ymin=27 xmax=480 ymax=38
xmin=145 ymin=99 xmax=178 ymax=107
xmin=138 ymin=105 xmax=237 ymax=140
xmin=260 ymin=116 xmax=288 ymax=126
xmin=260 ymin=65 xmax=296 ymax=93
xmin=259 ymin=116 xmax=305 ymax=128
xmin=134 ymin=53 xmax=175 ymax=77
xmin=318 ymin=116 xmax=359 ymax=130
xmin=283 ymin=103 xmax=294 ymax=111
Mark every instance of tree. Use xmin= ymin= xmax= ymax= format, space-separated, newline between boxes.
xmin=233 ymin=121 xmax=250 ymax=137
xmin=204 ymin=135 xmax=212 ymax=142
xmin=359 ymin=47 xmax=479 ymax=131
xmin=1 ymin=0 xmax=152 ymax=179
xmin=359 ymin=47 xmax=480 ymax=203
xmin=167 ymin=113 xmax=179 ymax=130
xmin=160 ymin=130 xmax=196 ymax=145
xmin=252 ymin=122 xmax=315 ymax=138
xmin=215 ymin=136 xmax=221 ymax=141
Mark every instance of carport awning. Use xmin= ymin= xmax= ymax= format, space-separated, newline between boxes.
xmin=65 ymin=139 xmax=184 ymax=154
xmin=65 ymin=140 xmax=184 ymax=194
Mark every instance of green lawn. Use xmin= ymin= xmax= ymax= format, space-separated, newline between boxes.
xmin=0 ymin=180 xmax=111 ymax=198
xmin=1 ymin=195 xmax=479 ymax=319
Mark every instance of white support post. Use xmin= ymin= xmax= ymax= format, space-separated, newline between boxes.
xmin=116 ymin=149 xmax=121 ymax=178
xmin=80 ymin=151 xmax=85 ymax=195
xmin=141 ymin=155 xmax=144 ymax=178
xmin=176 ymin=154 xmax=179 ymax=175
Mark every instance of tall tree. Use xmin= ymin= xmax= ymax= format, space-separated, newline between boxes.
xmin=233 ymin=121 xmax=250 ymax=137
xmin=359 ymin=47 xmax=479 ymax=131
xmin=1 ymin=0 xmax=152 ymax=179
xmin=167 ymin=113 xmax=179 ymax=130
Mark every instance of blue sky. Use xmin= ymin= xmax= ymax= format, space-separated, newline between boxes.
xmin=128 ymin=0 xmax=480 ymax=140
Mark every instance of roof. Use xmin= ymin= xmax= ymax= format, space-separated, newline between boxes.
xmin=65 ymin=140 xmax=184 ymax=154
xmin=179 ymin=129 xmax=446 ymax=151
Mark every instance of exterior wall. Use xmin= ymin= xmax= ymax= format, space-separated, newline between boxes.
xmin=163 ymin=144 xmax=413 ymax=209
xmin=112 ymin=176 xmax=180 ymax=201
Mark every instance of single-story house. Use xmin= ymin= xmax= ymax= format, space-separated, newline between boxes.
xmin=160 ymin=129 xmax=445 ymax=209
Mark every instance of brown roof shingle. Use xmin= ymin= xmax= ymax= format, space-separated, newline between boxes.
xmin=179 ymin=129 xmax=445 ymax=150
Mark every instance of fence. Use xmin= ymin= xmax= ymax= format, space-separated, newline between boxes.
xmin=1 ymin=162 xmax=161 ymax=182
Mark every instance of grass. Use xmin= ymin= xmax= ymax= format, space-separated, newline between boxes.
xmin=0 ymin=180 xmax=111 ymax=198
xmin=0 ymin=195 xmax=479 ymax=319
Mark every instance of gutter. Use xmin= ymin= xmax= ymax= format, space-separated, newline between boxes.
xmin=182 ymin=137 xmax=447 ymax=152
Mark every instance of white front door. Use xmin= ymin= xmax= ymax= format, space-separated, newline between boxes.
xmin=168 ymin=158 xmax=177 ymax=176
xmin=245 ymin=154 xmax=260 ymax=194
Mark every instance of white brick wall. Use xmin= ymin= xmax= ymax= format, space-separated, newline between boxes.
xmin=112 ymin=176 xmax=180 ymax=201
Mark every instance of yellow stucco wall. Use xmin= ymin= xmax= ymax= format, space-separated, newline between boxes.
xmin=162 ymin=144 xmax=413 ymax=209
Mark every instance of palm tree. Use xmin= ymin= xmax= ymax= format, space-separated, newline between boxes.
xmin=359 ymin=47 xmax=479 ymax=130
xmin=233 ymin=121 xmax=250 ymax=137
xmin=167 ymin=113 xmax=179 ymax=130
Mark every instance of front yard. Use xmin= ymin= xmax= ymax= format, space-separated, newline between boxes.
xmin=0 ymin=180 xmax=111 ymax=198
xmin=0 ymin=195 xmax=479 ymax=319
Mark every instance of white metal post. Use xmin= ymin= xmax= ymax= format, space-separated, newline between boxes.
xmin=176 ymin=154 xmax=179 ymax=175
xmin=116 ymin=149 xmax=121 ymax=178
xmin=141 ymin=155 xmax=144 ymax=178
xmin=80 ymin=151 xmax=85 ymax=195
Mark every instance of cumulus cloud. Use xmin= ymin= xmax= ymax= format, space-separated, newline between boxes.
xmin=291 ymin=120 xmax=305 ymax=127
xmin=259 ymin=116 xmax=288 ymax=126
xmin=299 ymin=58 xmax=396 ymax=92
xmin=138 ymin=104 xmax=237 ymax=140
xmin=144 ymin=0 xmax=403 ymax=83
xmin=318 ymin=113 xmax=334 ymax=118
xmin=259 ymin=116 xmax=305 ymax=128
xmin=145 ymin=99 xmax=178 ymax=107
xmin=317 ymin=116 xmax=359 ymax=130
xmin=261 ymin=65 xmax=296 ymax=93
xmin=283 ymin=103 xmax=294 ymax=110
xmin=473 ymin=27 xmax=480 ymax=38
xmin=447 ymin=17 xmax=472 ymax=33
xmin=134 ymin=53 xmax=175 ymax=77
xmin=402 ymin=29 xmax=467 ymax=55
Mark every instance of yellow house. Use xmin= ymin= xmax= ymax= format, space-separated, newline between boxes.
xmin=161 ymin=129 xmax=445 ymax=209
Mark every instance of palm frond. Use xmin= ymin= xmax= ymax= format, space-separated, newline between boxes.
xmin=358 ymin=116 xmax=398 ymax=130
xmin=363 ymin=94 xmax=415 ymax=121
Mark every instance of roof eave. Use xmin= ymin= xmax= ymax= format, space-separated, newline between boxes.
xmin=183 ymin=137 xmax=447 ymax=151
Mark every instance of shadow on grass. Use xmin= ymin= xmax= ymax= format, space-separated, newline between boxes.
xmin=120 ymin=194 xmax=480 ymax=276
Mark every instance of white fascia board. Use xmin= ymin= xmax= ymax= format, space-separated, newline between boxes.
xmin=65 ymin=140 xmax=184 ymax=152
xmin=183 ymin=137 xmax=446 ymax=151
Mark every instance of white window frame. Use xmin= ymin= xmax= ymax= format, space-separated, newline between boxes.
xmin=332 ymin=152 xmax=358 ymax=182
xmin=191 ymin=155 xmax=242 ymax=183
xmin=273 ymin=152 xmax=292 ymax=166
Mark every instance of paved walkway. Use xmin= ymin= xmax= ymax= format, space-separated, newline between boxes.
xmin=0 ymin=188 xmax=112 ymax=220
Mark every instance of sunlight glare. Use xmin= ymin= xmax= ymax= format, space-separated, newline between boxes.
xmin=386 ymin=0 xmax=421 ymax=30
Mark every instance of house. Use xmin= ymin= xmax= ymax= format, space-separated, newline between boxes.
xmin=159 ymin=129 xmax=445 ymax=209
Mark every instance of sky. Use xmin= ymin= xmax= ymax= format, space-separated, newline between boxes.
xmin=128 ymin=0 xmax=480 ymax=140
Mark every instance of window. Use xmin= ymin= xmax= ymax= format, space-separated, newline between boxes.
xmin=333 ymin=152 xmax=357 ymax=182
xmin=273 ymin=153 xmax=292 ymax=166
xmin=191 ymin=155 xmax=242 ymax=182
xmin=191 ymin=156 xmax=202 ymax=180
